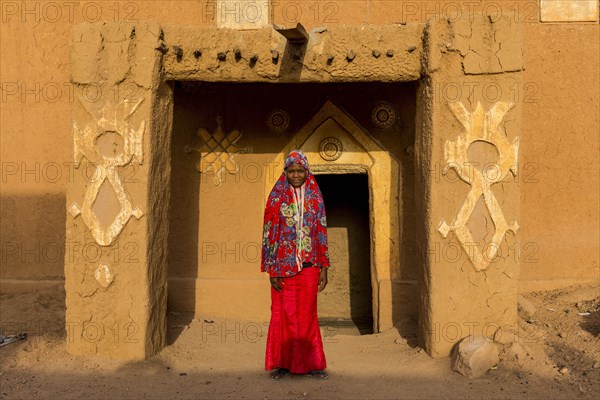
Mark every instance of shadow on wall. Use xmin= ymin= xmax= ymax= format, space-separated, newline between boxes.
xmin=395 ymin=134 xmax=420 ymax=346
xmin=166 ymin=105 xmax=202 ymax=344
xmin=0 ymin=194 xmax=66 ymax=280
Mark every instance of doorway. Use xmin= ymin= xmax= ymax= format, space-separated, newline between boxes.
xmin=315 ymin=174 xmax=373 ymax=334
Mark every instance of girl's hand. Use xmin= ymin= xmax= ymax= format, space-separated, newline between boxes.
xmin=270 ymin=277 xmax=284 ymax=292
xmin=318 ymin=268 xmax=328 ymax=292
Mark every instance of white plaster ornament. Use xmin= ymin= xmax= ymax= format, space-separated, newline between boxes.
xmin=94 ymin=264 xmax=114 ymax=288
xmin=438 ymin=101 xmax=520 ymax=271
xmin=185 ymin=116 xmax=251 ymax=185
xmin=70 ymin=98 xmax=145 ymax=246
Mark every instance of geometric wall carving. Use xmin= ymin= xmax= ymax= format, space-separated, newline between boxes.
xmin=69 ymin=98 xmax=145 ymax=246
xmin=437 ymin=101 xmax=520 ymax=271
xmin=266 ymin=108 xmax=291 ymax=133
xmin=94 ymin=264 xmax=115 ymax=288
xmin=371 ymin=101 xmax=396 ymax=129
xmin=319 ymin=137 xmax=343 ymax=161
xmin=185 ymin=116 xmax=250 ymax=185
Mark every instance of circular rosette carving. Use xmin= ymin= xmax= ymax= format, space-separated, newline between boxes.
xmin=266 ymin=108 xmax=290 ymax=133
xmin=371 ymin=101 xmax=396 ymax=129
xmin=319 ymin=137 xmax=343 ymax=161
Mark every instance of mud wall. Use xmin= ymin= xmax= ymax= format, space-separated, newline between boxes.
xmin=1 ymin=1 xmax=598 ymax=292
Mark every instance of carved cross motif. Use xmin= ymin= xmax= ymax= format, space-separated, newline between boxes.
xmin=185 ymin=116 xmax=250 ymax=185
xmin=438 ymin=101 xmax=520 ymax=271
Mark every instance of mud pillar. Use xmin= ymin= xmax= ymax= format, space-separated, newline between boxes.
xmin=65 ymin=22 xmax=173 ymax=359
xmin=415 ymin=15 xmax=523 ymax=357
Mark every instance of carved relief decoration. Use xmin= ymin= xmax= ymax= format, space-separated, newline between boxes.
xmin=371 ymin=101 xmax=396 ymax=129
xmin=95 ymin=264 xmax=114 ymax=288
xmin=437 ymin=101 xmax=520 ymax=272
xmin=185 ymin=116 xmax=250 ymax=185
xmin=319 ymin=137 xmax=343 ymax=161
xmin=266 ymin=108 xmax=290 ymax=133
xmin=69 ymin=98 xmax=145 ymax=246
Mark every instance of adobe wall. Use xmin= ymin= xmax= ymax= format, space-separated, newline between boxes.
xmin=1 ymin=1 xmax=598 ymax=310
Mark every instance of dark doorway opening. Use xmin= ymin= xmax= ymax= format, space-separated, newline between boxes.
xmin=315 ymin=174 xmax=373 ymax=335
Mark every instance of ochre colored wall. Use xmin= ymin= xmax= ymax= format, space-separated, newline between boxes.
xmin=519 ymin=22 xmax=599 ymax=290
xmin=1 ymin=1 xmax=217 ymax=280
xmin=1 ymin=1 xmax=598 ymax=295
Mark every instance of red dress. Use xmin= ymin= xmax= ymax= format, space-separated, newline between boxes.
xmin=261 ymin=150 xmax=329 ymax=373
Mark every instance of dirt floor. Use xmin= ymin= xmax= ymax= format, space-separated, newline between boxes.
xmin=0 ymin=281 xmax=598 ymax=399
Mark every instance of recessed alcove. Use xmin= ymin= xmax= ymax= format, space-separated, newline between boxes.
xmin=167 ymin=82 xmax=418 ymax=334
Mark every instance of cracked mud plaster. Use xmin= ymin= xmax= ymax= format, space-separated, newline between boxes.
xmin=72 ymin=22 xmax=163 ymax=89
xmin=418 ymin=16 xmax=522 ymax=358
xmin=68 ymin=267 xmax=150 ymax=358
xmin=67 ymin=21 xmax=170 ymax=360
xmin=447 ymin=15 xmax=523 ymax=75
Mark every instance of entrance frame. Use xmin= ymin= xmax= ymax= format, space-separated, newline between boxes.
xmin=65 ymin=18 xmax=522 ymax=360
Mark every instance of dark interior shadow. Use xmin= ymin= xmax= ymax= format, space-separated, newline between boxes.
xmin=391 ymin=85 xmax=419 ymax=347
xmin=166 ymin=83 xmax=202 ymax=344
xmin=316 ymin=174 xmax=373 ymax=335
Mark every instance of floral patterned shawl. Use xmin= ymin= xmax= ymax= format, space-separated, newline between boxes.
xmin=261 ymin=150 xmax=330 ymax=277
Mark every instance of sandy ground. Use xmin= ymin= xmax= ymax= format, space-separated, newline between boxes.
xmin=0 ymin=282 xmax=598 ymax=400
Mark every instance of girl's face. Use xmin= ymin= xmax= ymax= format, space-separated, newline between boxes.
xmin=285 ymin=163 xmax=307 ymax=188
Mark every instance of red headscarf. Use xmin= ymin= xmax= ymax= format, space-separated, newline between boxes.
xmin=261 ymin=150 xmax=330 ymax=277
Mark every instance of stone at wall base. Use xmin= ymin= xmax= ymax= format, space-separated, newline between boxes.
xmin=452 ymin=336 xmax=500 ymax=378
xmin=518 ymin=295 xmax=537 ymax=317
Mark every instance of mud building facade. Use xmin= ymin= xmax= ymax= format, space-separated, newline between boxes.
xmin=0 ymin=1 xmax=598 ymax=360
